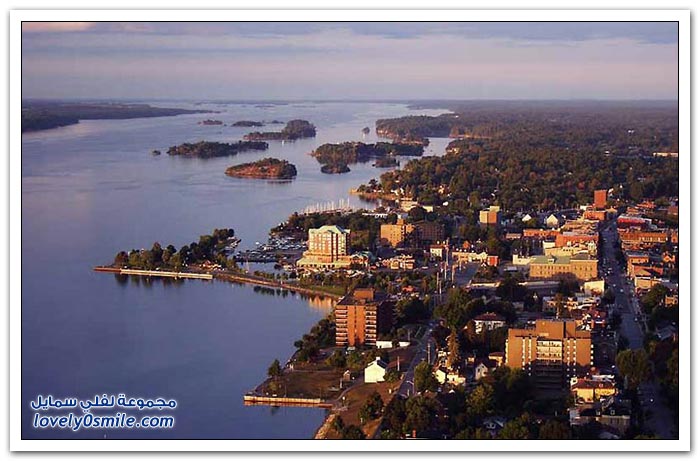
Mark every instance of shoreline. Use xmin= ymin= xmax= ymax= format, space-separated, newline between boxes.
xmin=93 ymin=266 xmax=342 ymax=300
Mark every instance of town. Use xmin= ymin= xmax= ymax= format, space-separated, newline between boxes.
xmin=243 ymin=185 xmax=679 ymax=440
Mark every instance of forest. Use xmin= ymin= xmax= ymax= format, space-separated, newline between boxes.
xmin=364 ymin=103 xmax=679 ymax=211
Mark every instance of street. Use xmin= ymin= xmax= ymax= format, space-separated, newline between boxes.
xmin=599 ymin=221 xmax=676 ymax=439
xmin=398 ymin=321 xmax=437 ymax=398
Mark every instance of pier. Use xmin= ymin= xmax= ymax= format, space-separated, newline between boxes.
xmin=93 ymin=267 xmax=213 ymax=280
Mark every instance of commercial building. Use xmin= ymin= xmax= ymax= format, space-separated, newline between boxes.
xmin=529 ymin=254 xmax=598 ymax=281
xmin=335 ymin=288 xmax=393 ymax=347
xmin=505 ymin=319 xmax=592 ymax=389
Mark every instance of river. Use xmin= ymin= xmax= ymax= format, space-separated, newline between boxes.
xmin=21 ymin=101 xmax=450 ymax=439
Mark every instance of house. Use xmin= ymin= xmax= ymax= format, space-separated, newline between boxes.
xmin=569 ymin=395 xmax=631 ymax=435
xmin=472 ymin=312 xmax=507 ymax=334
xmin=482 ymin=416 xmax=507 ymax=437
xmin=546 ymin=213 xmax=564 ymax=229
xmin=434 ymin=367 xmax=466 ymax=386
xmin=474 ymin=359 xmax=498 ymax=381
xmin=364 ymin=357 xmax=388 ymax=383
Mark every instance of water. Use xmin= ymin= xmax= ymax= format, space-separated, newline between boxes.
xmin=21 ymin=101 xmax=450 ymax=439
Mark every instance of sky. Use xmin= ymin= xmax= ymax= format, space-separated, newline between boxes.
xmin=21 ymin=22 xmax=679 ymax=100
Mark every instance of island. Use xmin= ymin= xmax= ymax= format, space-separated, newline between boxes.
xmin=198 ymin=119 xmax=224 ymax=125
xmin=166 ymin=141 xmax=268 ymax=159
xmin=321 ymin=163 xmax=351 ymax=174
xmin=21 ymin=101 xmax=212 ymax=133
xmin=244 ymin=119 xmax=316 ymax=141
xmin=362 ymin=127 xmax=371 ymax=134
xmin=373 ymin=157 xmax=399 ymax=168
xmin=151 ymin=149 xmax=161 ymax=156
xmin=225 ymin=158 xmax=298 ymax=180
xmin=311 ymin=141 xmax=423 ymax=174
xmin=231 ymin=120 xmax=264 ymax=127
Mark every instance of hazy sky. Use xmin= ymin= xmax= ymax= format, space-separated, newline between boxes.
xmin=21 ymin=22 xmax=679 ymax=100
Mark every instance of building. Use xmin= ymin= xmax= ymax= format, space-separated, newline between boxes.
xmin=505 ymin=319 xmax=593 ymax=389
xmin=545 ymin=214 xmax=564 ymax=229
xmin=364 ymin=357 xmax=388 ymax=383
xmin=296 ymin=225 xmax=352 ymax=269
xmin=382 ymin=254 xmax=415 ymax=270
xmin=335 ymin=288 xmax=393 ymax=347
xmin=380 ymin=219 xmax=444 ymax=247
xmin=414 ymin=221 xmax=445 ymax=244
xmin=380 ymin=219 xmax=415 ymax=247
xmin=529 ymin=254 xmax=598 ymax=281
xmin=555 ymin=232 xmax=598 ymax=248
xmin=479 ymin=206 xmax=502 ymax=226
xmin=570 ymin=375 xmax=617 ymax=404
xmin=472 ymin=312 xmax=507 ymax=334
xmin=594 ymin=189 xmax=608 ymax=210
xmin=569 ymin=396 xmax=631 ymax=435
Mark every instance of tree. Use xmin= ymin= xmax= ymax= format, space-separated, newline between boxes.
xmin=446 ymin=328 xmax=461 ymax=370
xmin=341 ymin=425 xmax=366 ymax=439
xmin=267 ymin=359 xmax=283 ymax=379
xmin=498 ymin=414 xmax=531 ymax=439
xmin=467 ymin=383 xmax=494 ymax=418
xmin=359 ymin=391 xmax=384 ymax=421
xmin=414 ymin=360 xmax=438 ymax=393
xmin=326 ymin=350 xmax=347 ymax=368
xmin=538 ymin=420 xmax=572 ymax=439
xmin=404 ymin=395 xmax=435 ymax=434
xmin=616 ymin=349 xmax=651 ymax=389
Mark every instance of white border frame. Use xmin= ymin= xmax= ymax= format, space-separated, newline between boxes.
xmin=9 ymin=9 xmax=690 ymax=452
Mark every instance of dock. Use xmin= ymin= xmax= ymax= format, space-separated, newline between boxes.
xmin=243 ymin=395 xmax=332 ymax=409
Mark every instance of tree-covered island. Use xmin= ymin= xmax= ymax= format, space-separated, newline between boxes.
xmin=231 ymin=120 xmax=264 ymax=127
xmin=166 ymin=141 xmax=268 ymax=159
xmin=225 ymin=158 xmax=298 ymax=180
xmin=311 ymin=141 xmax=423 ymax=174
xmin=244 ymin=119 xmax=316 ymax=141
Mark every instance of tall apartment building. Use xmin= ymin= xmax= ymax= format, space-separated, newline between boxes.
xmin=335 ymin=288 xmax=393 ymax=347
xmin=506 ymin=319 xmax=592 ymax=389
xmin=529 ymin=254 xmax=598 ymax=281
xmin=296 ymin=225 xmax=351 ymax=269
xmin=594 ymin=189 xmax=608 ymax=210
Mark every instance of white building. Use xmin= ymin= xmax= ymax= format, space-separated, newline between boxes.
xmin=364 ymin=357 xmax=388 ymax=383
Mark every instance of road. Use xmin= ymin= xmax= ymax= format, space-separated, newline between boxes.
xmin=398 ymin=321 xmax=437 ymax=398
xmin=599 ymin=221 xmax=676 ymax=439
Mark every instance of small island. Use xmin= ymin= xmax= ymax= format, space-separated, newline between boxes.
xmin=198 ymin=119 xmax=224 ymax=125
xmin=225 ymin=158 xmax=298 ymax=180
xmin=362 ymin=126 xmax=371 ymax=134
xmin=151 ymin=149 xmax=161 ymax=156
xmin=321 ymin=163 xmax=351 ymax=174
xmin=311 ymin=141 xmax=423 ymax=174
xmin=231 ymin=120 xmax=264 ymax=127
xmin=167 ymin=141 xmax=268 ymax=159
xmin=244 ymin=119 xmax=316 ymax=141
